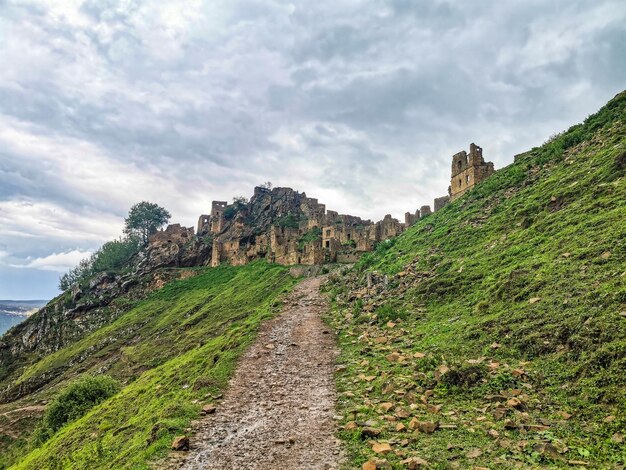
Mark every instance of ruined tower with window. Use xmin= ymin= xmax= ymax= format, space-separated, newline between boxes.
xmin=449 ymin=143 xmax=494 ymax=201
xmin=148 ymin=143 xmax=497 ymax=269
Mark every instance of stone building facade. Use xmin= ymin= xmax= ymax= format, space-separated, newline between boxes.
xmin=449 ymin=143 xmax=494 ymax=201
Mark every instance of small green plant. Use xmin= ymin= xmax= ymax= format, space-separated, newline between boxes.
xmin=374 ymin=303 xmax=407 ymax=324
xmin=342 ymin=239 xmax=357 ymax=248
xmin=35 ymin=375 xmax=120 ymax=443
xmin=298 ymin=227 xmax=322 ymax=249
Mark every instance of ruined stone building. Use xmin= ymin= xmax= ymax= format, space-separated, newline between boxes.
xmin=148 ymin=143 xmax=495 ymax=269
xmin=449 ymin=143 xmax=494 ymax=201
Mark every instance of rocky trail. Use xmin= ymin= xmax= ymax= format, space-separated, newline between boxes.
xmin=161 ymin=276 xmax=344 ymax=470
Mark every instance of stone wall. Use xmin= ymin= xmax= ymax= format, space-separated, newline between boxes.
xmin=149 ymin=224 xmax=194 ymax=245
xmin=434 ymin=196 xmax=450 ymax=212
xmin=449 ymin=143 xmax=494 ymax=201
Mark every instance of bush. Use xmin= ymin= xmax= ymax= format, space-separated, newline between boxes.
xmin=278 ymin=214 xmax=300 ymax=228
xmin=374 ymin=303 xmax=407 ymax=324
xmin=223 ymin=206 xmax=238 ymax=220
xmin=40 ymin=375 xmax=121 ymax=436
xmin=59 ymin=237 xmax=140 ymax=290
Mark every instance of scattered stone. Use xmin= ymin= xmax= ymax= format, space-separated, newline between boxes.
xmin=363 ymin=461 xmax=377 ymax=470
xmin=434 ymin=365 xmax=450 ymax=380
xmin=529 ymin=297 xmax=541 ymax=304
xmin=533 ymin=442 xmax=562 ymax=460
xmin=171 ymin=435 xmax=189 ymax=451
xmin=399 ymin=457 xmax=428 ymax=468
xmin=371 ymin=442 xmax=392 ymax=454
xmin=379 ymin=402 xmax=395 ymax=412
xmin=417 ymin=421 xmax=438 ymax=433
xmin=611 ymin=432 xmax=624 ymax=444
xmin=386 ymin=352 xmax=401 ymax=362
xmin=361 ymin=427 xmax=382 ymax=438
xmin=506 ymin=397 xmax=522 ymax=408
xmin=466 ymin=448 xmax=483 ymax=459
xmin=524 ymin=424 xmax=550 ymax=432
xmin=504 ymin=419 xmax=517 ymax=429
xmin=201 ymin=404 xmax=216 ymax=415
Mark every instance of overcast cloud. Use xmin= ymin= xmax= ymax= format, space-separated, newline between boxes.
xmin=0 ymin=0 xmax=624 ymax=299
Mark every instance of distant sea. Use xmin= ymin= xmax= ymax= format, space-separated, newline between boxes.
xmin=0 ymin=313 xmax=26 ymax=336
xmin=0 ymin=300 xmax=48 ymax=336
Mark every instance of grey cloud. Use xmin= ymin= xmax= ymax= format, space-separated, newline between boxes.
xmin=0 ymin=0 xmax=624 ymax=298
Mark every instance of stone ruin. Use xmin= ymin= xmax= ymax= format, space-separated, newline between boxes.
xmin=148 ymin=224 xmax=194 ymax=245
xmin=448 ymin=143 xmax=494 ymax=201
xmin=150 ymin=143 xmax=494 ymax=268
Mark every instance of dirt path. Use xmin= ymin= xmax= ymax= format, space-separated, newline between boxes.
xmin=164 ymin=276 xmax=344 ymax=470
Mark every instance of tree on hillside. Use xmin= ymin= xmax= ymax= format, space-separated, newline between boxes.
xmin=232 ymin=196 xmax=249 ymax=205
xmin=123 ymin=201 xmax=171 ymax=245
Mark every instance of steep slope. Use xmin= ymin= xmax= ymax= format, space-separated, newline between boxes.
xmin=326 ymin=91 xmax=626 ymax=468
xmin=1 ymin=262 xmax=296 ymax=469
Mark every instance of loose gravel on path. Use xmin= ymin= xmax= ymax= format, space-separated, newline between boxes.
xmin=163 ymin=276 xmax=344 ymax=470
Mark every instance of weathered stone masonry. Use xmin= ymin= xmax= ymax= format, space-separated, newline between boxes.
xmin=448 ymin=143 xmax=494 ymax=201
xmin=149 ymin=143 xmax=495 ymax=267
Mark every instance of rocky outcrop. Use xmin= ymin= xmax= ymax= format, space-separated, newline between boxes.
xmin=0 ymin=268 xmax=192 ymax=401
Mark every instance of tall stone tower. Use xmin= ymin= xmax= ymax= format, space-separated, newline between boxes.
xmin=449 ymin=143 xmax=494 ymax=201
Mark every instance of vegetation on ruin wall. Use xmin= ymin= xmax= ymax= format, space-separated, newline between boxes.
xmin=8 ymin=262 xmax=296 ymax=470
xmin=326 ymin=92 xmax=626 ymax=468
xmin=277 ymin=213 xmax=301 ymax=228
xmin=298 ymin=227 xmax=323 ymax=249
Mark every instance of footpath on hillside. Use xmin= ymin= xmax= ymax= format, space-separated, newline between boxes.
xmin=161 ymin=276 xmax=344 ymax=470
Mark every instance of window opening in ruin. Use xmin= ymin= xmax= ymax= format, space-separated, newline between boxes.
xmin=466 ymin=175 xmax=470 ymax=183
xmin=459 ymin=178 xmax=462 ymax=186
xmin=325 ymin=240 xmax=330 ymax=248
xmin=298 ymin=257 xmax=301 ymax=264
xmin=326 ymin=230 xmax=331 ymax=236
xmin=347 ymin=233 xmax=351 ymax=240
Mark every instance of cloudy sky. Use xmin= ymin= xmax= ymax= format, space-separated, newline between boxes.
xmin=0 ymin=0 xmax=624 ymax=299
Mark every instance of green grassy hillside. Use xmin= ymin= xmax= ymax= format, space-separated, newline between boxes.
xmin=326 ymin=91 xmax=626 ymax=468
xmin=2 ymin=262 xmax=295 ymax=469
